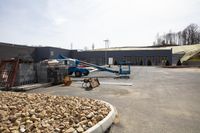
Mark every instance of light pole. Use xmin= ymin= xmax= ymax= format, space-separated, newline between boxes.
xmin=104 ymin=39 xmax=109 ymax=65
xmin=70 ymin=43 xmax=73 ymax=50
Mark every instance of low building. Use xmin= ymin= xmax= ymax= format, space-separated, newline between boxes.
xmin=0 ymin=42 xmax=35 ymax=60
xmin=33 ymin=47 xmax=76 ymax=62
xmin=76 ymin=48 xmax=172 ymax=66
xmin=1 ymin=42 xmax=200 ymax=66
xmin=0 ymin=42 xmax=75 ymax=62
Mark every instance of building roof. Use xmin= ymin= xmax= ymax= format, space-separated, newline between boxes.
xmin=163 ymin=44 xmax=200 ymax=62
xmin=91 ymin=47 xmax=172 ymax=51
xmin=93 ymin=44 xmax=200 ymax=62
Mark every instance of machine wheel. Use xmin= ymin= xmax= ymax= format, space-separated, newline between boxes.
xmin=83 ymin=70 xmax=89 ymax=76
xmin=75 ymin=71 xmax=82 ymax=77
xmin=68 ymin=71 xmax=73 ymax=75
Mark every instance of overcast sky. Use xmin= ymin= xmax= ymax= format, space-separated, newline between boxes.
xmin=0 ymin=0 xmax=200 ymax=49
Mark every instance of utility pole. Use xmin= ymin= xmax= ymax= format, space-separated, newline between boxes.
xmin=92 ymin=43 xmax=95 ymax=50
xmin=104 ymin=39 xmax=109 ymax=65
xmin=70 ymin=43 xmax=73 ymax=50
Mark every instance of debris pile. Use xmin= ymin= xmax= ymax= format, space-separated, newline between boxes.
xmin=0 ymin=92 xmax=110 ymax=133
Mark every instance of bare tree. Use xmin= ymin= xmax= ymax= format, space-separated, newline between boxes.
xmin=198 ymin=32 xmax=200 ymax=43
xmin=177 ymin=31 xmax=183 ymax=45
xmin=155 ymin=33 xmax=162 ymax=45
xmin=182 ymin=24 xmax=199 ymax=45
xmin=84 ymin=46 xmax=88 ymax=51
xmin=182 ymin=29 xmax=188 ymax=45
xmin=154 ymin=23 xmax=200 ymax=46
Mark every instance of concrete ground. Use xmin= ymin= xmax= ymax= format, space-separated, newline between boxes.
xmin=29 ymin=66 xmax=200 ymax=133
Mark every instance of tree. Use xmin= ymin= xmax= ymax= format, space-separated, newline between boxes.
xmin=139 ymin=60 xmax=143 ymax=65
xmin=84 ymin=46 xmax=88 ymax=51
xmin=165 ymin=60 xmax=170 ymax=66
xmin=177 ymin=31 xmax=183 ymax=45
xmin=147 ymin=60 xmax=152 ymax=66
xmin=182 ymin=24 xmax=200 ymax=45
xmin=155 ymin=33 xmax=162 ymax=45
xmin=177 ymin=59 xmax=182 ymax=66
xmin=182 ymin=29 xmax=188 ymax=45
xmin=154 ymin=23 xmax=200 ymax=46
xmin=165 ymin=31 xmax=176 ymax=45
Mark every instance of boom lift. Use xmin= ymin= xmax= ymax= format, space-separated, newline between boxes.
xmin=57 ymin=55 xmax=130 ymax=77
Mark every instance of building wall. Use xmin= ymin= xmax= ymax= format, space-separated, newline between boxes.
xmin=76 ymin=50 xmax=172 ymax=65
xmin=184 ymin=52 xmax=200 ymax=66
xmin=0 ymin=43 xmax=75 ymax=62
xmin=172 ymin=53 xmax=184 ymax=65
xmin=0 ymin=42 xmax=35 ymax=60
xmin=34 ymin=47 xmax=75 ymax=62
xmin=0 ymin=42 xmax=172 ymax=66
xmin=33 ymin=47 xmax=50 ymax=62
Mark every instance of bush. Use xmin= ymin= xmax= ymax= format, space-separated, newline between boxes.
xmin=147 ymin=60 xmax=152 ymax=66
xmin=139 ymin=60 xmax=143 ymax=65
xmin=114 ymin=60 xmax=118 ymax=65
xmin=177 ymin=59 xmax=182 ymax=66
xmin=165 ymin=60 xmax=170 ymax=66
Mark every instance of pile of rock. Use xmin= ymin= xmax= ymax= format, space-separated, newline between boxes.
xmin=0 ymin=92 xmax=110 ymax=133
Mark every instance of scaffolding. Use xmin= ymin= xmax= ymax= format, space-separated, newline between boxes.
xmin=0 ymin=58 xmax=19 ymax=89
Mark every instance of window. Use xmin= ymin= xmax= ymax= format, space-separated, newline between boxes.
xmin=50 ymin=51 xmax=54 ymax=56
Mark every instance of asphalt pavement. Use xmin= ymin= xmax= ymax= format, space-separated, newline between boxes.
xmin=29 ymin=66 xmax=200 ymax=133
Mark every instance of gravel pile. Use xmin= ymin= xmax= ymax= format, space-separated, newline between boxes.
xmin=0 ymin=92 xmax=110 ymax=133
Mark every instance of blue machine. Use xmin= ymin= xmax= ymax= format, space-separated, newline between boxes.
xmin=57 ymin=55 xmax=131 ymax=77
xmin=118 ymin=62 xmax=131 ymax=78
xmin=58 ymin=55 xmax=89 ymax=77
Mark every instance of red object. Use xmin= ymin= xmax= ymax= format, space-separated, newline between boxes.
xmin=0 ymin=58 xmax=19 ymax=88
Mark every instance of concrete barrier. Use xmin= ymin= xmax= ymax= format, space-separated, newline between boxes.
xmin=85 ymin=101 xmax=118 ymax=133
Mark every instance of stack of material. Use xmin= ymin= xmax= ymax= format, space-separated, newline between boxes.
xmin=82 ymin=78 xmax=100 ymax=90
xmin=36 ymin=63 xmax=48 ymax=83
xmin=15 ymin=63 xmax=36 ymax=86
xmin=63 ymin=76 xmax=72 ymax=86
xmin=0 ymin=92 xmax=110 ymax=133
xmin=36 ymin=60 xmax=68 ymax=85
xmin=0 ymin=58 xmax=36 ymax=89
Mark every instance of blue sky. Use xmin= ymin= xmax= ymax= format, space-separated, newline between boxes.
xmin=0 ymin=0 xmax=200 ymax=49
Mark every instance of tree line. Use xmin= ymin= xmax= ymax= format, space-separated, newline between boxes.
xmin=154 ymin=23 xmax=200 ymax=46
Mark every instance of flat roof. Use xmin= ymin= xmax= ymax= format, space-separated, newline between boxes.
xmin=93 ymin=44 xmax=200 ymax=53
xmin=91 ymin=47 xmax=172 ymax=51
xmin=91 ymin=44 xmax=200 ymax=62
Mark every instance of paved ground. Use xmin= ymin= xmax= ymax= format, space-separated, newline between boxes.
xmin=29 ymin=66 xmax=200 ymax=133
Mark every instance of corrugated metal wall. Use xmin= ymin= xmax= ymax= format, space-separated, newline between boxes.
xmin=76 ymin=50 xmax=172 ymax=65
xmin=0 ymin=43 xmax=75 ymax=62
xmin=0 ymin=42 xmax=172 ymax=65
xmin=0 ymin=42 xmax=35 ymax=60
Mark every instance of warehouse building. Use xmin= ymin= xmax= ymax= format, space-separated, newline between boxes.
xmin=0 ymin=42 xmax=74 ymax=62
xmin=0 ymin=42 xmax=35 ymax=60
xmin=0 ymin=42 xmax=184 ymax=66
xmin=75 ymin=48 xmax=172 ymax=66
xmin=34 ymin=47 xmax=76 ymax=62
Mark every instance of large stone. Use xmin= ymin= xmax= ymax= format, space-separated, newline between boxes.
xmin=86 ymin=112 xmax=94 ymax=119
xmin=19 ymin=125 xmax=26 ymax=133
xmin=76 ymin=126 xmax=84 ymax=133
xmin=87 ymin=121 xmax=93 ymax=127
xmin=0 ymin=92 xmax=111 ymax=133
xmin=65 ymin=127 xmax=75 ymax=133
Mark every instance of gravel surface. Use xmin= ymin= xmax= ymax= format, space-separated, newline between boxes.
xmin=0 ymin=92 xmax=110 ymax=133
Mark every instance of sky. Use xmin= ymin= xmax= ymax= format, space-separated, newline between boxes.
xmin=0 ymin=0 xmax=200 ymax=49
